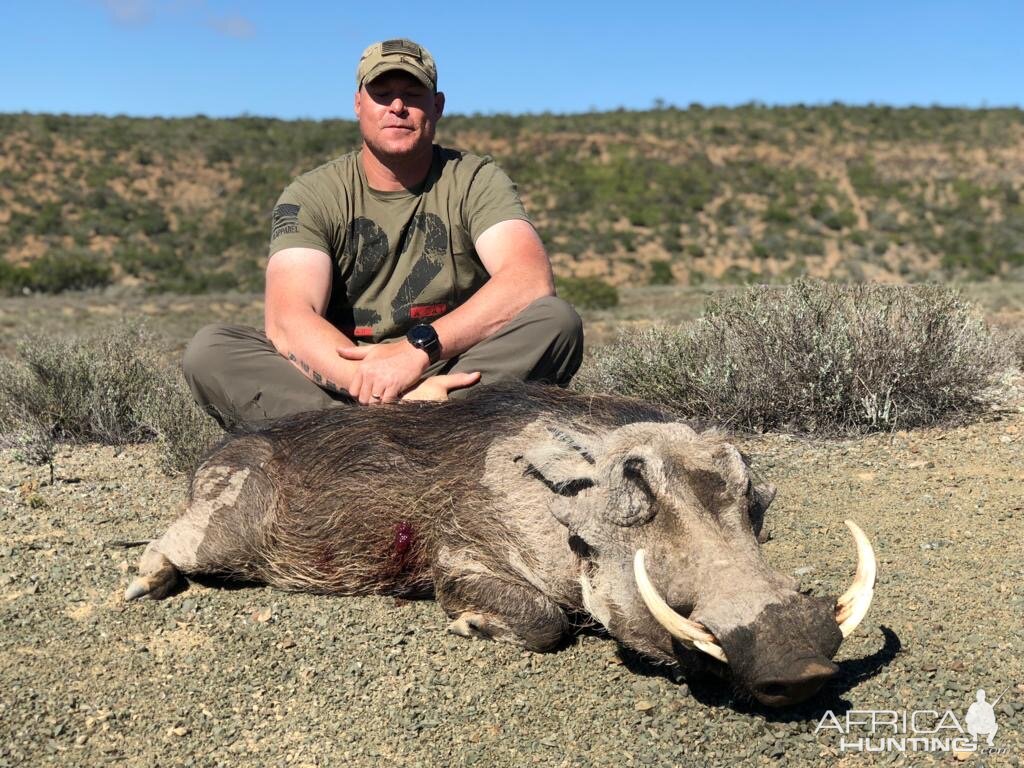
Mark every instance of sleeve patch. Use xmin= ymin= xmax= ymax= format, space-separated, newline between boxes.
xmin=271 ymin=203 xmax=301 ymax=240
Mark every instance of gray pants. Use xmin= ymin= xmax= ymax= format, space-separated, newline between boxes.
xmin=183 ymin=296 xmax=584 ymax=428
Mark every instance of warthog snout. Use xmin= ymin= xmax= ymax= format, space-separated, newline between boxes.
xmin=748 ymin=657 xmax=840 ymax=708
xmin=634 ymin=521 xmax=877 ymax=707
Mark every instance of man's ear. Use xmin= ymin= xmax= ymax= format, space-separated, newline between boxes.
xmin=354 ymin=88 xmax=363 ymax=118
xmin=434 ymin=91 xmax=445 ymax=118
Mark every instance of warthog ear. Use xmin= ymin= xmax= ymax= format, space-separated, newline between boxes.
xmin=518 ymin=426 xmax=600 ymax=525
xmin=607 ymin=451 xmax=664 ymax=527
xmin=749 ymin=482 xmax=777 ymax=541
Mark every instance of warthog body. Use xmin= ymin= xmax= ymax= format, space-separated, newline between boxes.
xmin=130 ymin=383 xmax=873 ymax=706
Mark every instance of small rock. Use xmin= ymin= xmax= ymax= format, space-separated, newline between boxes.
xmin=251 ymin=606 xmax=273 ymax=623
xmin=953 ymin=749 xmax=972 ymax=761
xmin=634 ymin=700 xmax=655 ymax=713
xmin=116 ymin=560 xmax=129 ymax=574
xmin=168 ymin=726 xmax=189 ymax=737
xmin=793 ymin=567 xmax=815 ymax=576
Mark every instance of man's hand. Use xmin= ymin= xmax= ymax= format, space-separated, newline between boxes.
xmin=338 ymin=341 xmax=431 ymax=405
xmin=402 ymin=372 xmax=481 ymax=402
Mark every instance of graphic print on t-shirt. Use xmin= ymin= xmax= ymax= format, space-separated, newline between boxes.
xmin=392 ymin=213 xmax=448 ymax=326
xmin=271 ymin=204 xmax=300 ymax=240
xmin=335 ymin=213 xmax=450 ymax=338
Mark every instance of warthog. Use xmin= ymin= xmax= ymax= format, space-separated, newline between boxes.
xmin=126 ymin=383 xmax=876 ymax=707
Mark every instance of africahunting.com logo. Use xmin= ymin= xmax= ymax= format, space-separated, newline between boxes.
xmin=815 ymin=686 xmax=1013 ymax=757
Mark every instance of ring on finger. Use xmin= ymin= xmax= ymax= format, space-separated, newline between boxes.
xmin=371 ymin=393 xmax=382 ymax=400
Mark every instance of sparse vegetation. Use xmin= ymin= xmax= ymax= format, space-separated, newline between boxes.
xmin=998 ymin=326 xmax=1024 ymax=369
xmin=576 ymin=280 xmax=1007 ymax=434
xmin=555 ymin=276 xmax=619 ymax=310
xmin=0 ymin=415 xmax=56 ymax=484
xmin=0 ymin=322 xmax=221 ymax=473
xmin=2 ymin=107 xmax=1024 ymax=293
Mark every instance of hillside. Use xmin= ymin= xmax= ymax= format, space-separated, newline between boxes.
xmin=1 ymin=106 xmax=1023 ymax=294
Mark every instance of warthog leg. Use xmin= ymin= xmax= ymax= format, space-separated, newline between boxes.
xmin=124 ymin=542 xmax=182 ymax=600
xmin=434 ymin=558 xmax=569 ymax=652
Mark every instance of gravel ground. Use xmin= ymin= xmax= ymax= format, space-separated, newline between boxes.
xmin=2 ymin=285 xmax=1023 ymax=766
xmin=2 ymin=389 xmax=1023 ymax=767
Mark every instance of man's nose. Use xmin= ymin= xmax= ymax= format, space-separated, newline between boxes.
xmin=388 ymin=97 xmax=407 ymax=113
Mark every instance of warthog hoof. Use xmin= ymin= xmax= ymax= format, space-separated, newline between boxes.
xmin=447 ymin=611 xmax=491 ymax=639
xmin=124 ymin=545 xmax=181 ymax=601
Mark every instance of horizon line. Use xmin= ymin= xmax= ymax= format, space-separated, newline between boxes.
xmin=3 ymin=100 xmax=1023 ymax=123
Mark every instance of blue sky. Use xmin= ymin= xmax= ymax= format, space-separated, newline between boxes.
xmin=2 ymin=1 xmax=1021 ymax=119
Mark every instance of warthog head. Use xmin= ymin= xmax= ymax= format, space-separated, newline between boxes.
xmin=521 ymin=421 xmax=875 ymax=707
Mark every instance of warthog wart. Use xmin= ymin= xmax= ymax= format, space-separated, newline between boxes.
xmin=126 ymin=383 xmax=876 ymax=707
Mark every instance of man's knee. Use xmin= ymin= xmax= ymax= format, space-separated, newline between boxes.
xmin=527 ymin=295 xmax=583 ymax=343
xmin=182 ymin=324 xmax=231 ymax=388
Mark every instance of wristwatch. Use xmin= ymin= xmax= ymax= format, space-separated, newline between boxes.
xmin=406 ymin=323 xmax=441 ymax=364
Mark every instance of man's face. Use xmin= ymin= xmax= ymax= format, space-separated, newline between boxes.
xmin=354 ymin=71 xmax=445 ymax=159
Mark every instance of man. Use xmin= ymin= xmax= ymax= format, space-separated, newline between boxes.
xmin=183 ymin=38 xmax=583 ymax=427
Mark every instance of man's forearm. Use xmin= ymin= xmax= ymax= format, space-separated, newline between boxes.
xmin=431 ymin=268 xmax=553 ymax=359
xmin=266 ymin=311 xmax=361 ymax=394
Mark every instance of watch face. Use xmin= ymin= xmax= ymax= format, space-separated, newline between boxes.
xmin=408 ymin=324 xmax=437 ymax=346
xmin=407 ymin=323 xmax=440 ymax=362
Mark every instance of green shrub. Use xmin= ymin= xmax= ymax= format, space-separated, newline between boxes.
xmin=764 ymin=202 xmax=796 ymax=224
xmin=0 ymin=321 xmax=221 ymax=474
xmin=0 ymin=261 xmax=29 ymax=295
xmin=555 ymin=276 xmax=619 ymax=310
xmin=820 ymin=207 xmax=858 ymax=231
xmin=0 ymin=250 xmax=113 ymax=295
xmin=649 ymin=260 xmax=675 ymax=286
xmin=575 ymin=280 xmax=1007 ymax=434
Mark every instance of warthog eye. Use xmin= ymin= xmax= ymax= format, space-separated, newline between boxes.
xmin=568 ymin=534 xmax=593 ymax=558
xmin=524 ymin=464 xmax=595 ymax=497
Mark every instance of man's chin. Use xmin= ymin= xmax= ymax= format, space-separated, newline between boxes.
xmin=366 ymin=134 xmax=433 ymax=162
xmin=367 ymin=138 xmax=419 ymax=157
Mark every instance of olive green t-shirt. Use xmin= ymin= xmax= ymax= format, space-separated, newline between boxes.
xmin=268 ymin=146 xmax=529 ymax=343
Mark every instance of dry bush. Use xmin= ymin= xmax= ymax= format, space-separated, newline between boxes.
xmin=0 ymin=321 xmax=221 ymax=474
xmin=0 ymin=414 xmax=56 ymax=473
xmin=576 ymin=280 xmax=1008 ymax=434
xmin=134 ymin=372 xmax=223 ymax=475
xmin=996 ymin=326 xmax=1024 ymax=369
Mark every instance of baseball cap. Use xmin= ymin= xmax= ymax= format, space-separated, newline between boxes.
xmin=356 ymin=38 xmax=437 ymax=92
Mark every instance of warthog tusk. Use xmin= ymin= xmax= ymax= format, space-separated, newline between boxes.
xmin=834 ymin=519 xmax=877 ymax=638
xmin=633 ymin=549 xmax=728 ymax=664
